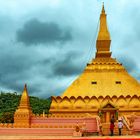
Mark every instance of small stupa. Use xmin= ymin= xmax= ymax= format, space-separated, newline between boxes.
xmin=14 ymin=84 xmax=32 ymax=127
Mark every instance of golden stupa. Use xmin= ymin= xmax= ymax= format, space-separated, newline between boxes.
xmin=50 ymin=4 xmax=140 ymax=123
xmin=14 ymin=84 xmax=32 ymax=127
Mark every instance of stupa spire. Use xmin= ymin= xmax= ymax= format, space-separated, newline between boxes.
xmin=19 ymin=84 xmax=30 ymax=109
xmin=95 ymin=3 xmax=111 ymax=58
xmin=14 ymin=84 xmax=32 ymax=128
xmin=101 ymin=2 xmax=105 ymax=13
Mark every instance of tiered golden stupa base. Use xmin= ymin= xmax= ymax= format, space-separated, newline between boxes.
xmin=50 ymin=95 xmax=140 ymax=122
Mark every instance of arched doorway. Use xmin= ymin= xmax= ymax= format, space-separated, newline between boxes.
xmin=99 ymin=103 xmax=118 ymax=123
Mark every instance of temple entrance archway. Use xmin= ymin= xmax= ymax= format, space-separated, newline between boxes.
xmin=99 ymin=103 xmax=118 ymax=123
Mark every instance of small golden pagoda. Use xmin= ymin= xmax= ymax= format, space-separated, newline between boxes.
xmin=14 ymin=84 xmax=32 ymax=128
xmin=50 ymin=4 xmax=140 ymax=123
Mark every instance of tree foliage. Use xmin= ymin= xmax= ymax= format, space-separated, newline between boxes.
xmin=0 ymin=92 xmax=51 ymax=123
xmin=30 ymin=96 xmax=51 ymax=115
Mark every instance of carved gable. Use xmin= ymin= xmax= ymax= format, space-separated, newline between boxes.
xmin=103 ymin=103 xmax=115 ymax=109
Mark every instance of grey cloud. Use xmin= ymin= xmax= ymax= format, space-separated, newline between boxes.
xmin=0 ymin=54 xmax=33 ymax=92
xmin=34 ymin=51 xmax=85 ymax=78
xmin=53 ymin=51 xmax=84 ymax=76
xmin=0 ymin=56 xmax=45 ymax=97
xmin=0 ymin=42 xmax=44 ymax=95
xmin=16 ymin=19 xmax=72 ymax=45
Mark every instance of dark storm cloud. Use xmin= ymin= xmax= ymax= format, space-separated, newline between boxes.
xmin=0 ymin=49 xmax=46 ymax=96
xmin=0 ymin=54 xmax=47 ymax=97
xmin=0 ymin=51 xmax=34 ymax=92
xmin=16 ymin=19 xmax=72 ymax=45
xmin=53 ymin=51 xmax=84 ymax=76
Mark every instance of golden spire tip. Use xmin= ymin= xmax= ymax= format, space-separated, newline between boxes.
xmin=102 ymin=2 xmax=105 ymax=14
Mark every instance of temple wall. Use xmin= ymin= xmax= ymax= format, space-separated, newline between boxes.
xmin=0 ymin=115 xmax=98 ymax=135
xmin=0 ymin=128 xmax=75 ymax=136
xmin=0 ymin=115 xmax=99 ymax=135
xmin=30 ymin=116 xmax=98 ymax=132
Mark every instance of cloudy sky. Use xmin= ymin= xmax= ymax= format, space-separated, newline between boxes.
xmin=0 ymin=0 xmax=140 ymax=98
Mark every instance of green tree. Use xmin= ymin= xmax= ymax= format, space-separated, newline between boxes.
xmin=0 ymin=112 xmax=14 ymax=123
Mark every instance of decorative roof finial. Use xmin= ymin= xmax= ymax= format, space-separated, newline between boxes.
xmin=102 ymin=2 xmax=105 ymax=14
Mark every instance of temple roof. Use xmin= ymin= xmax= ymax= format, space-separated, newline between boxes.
xmin=61 ymin=5 xmax=140 ymax=98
